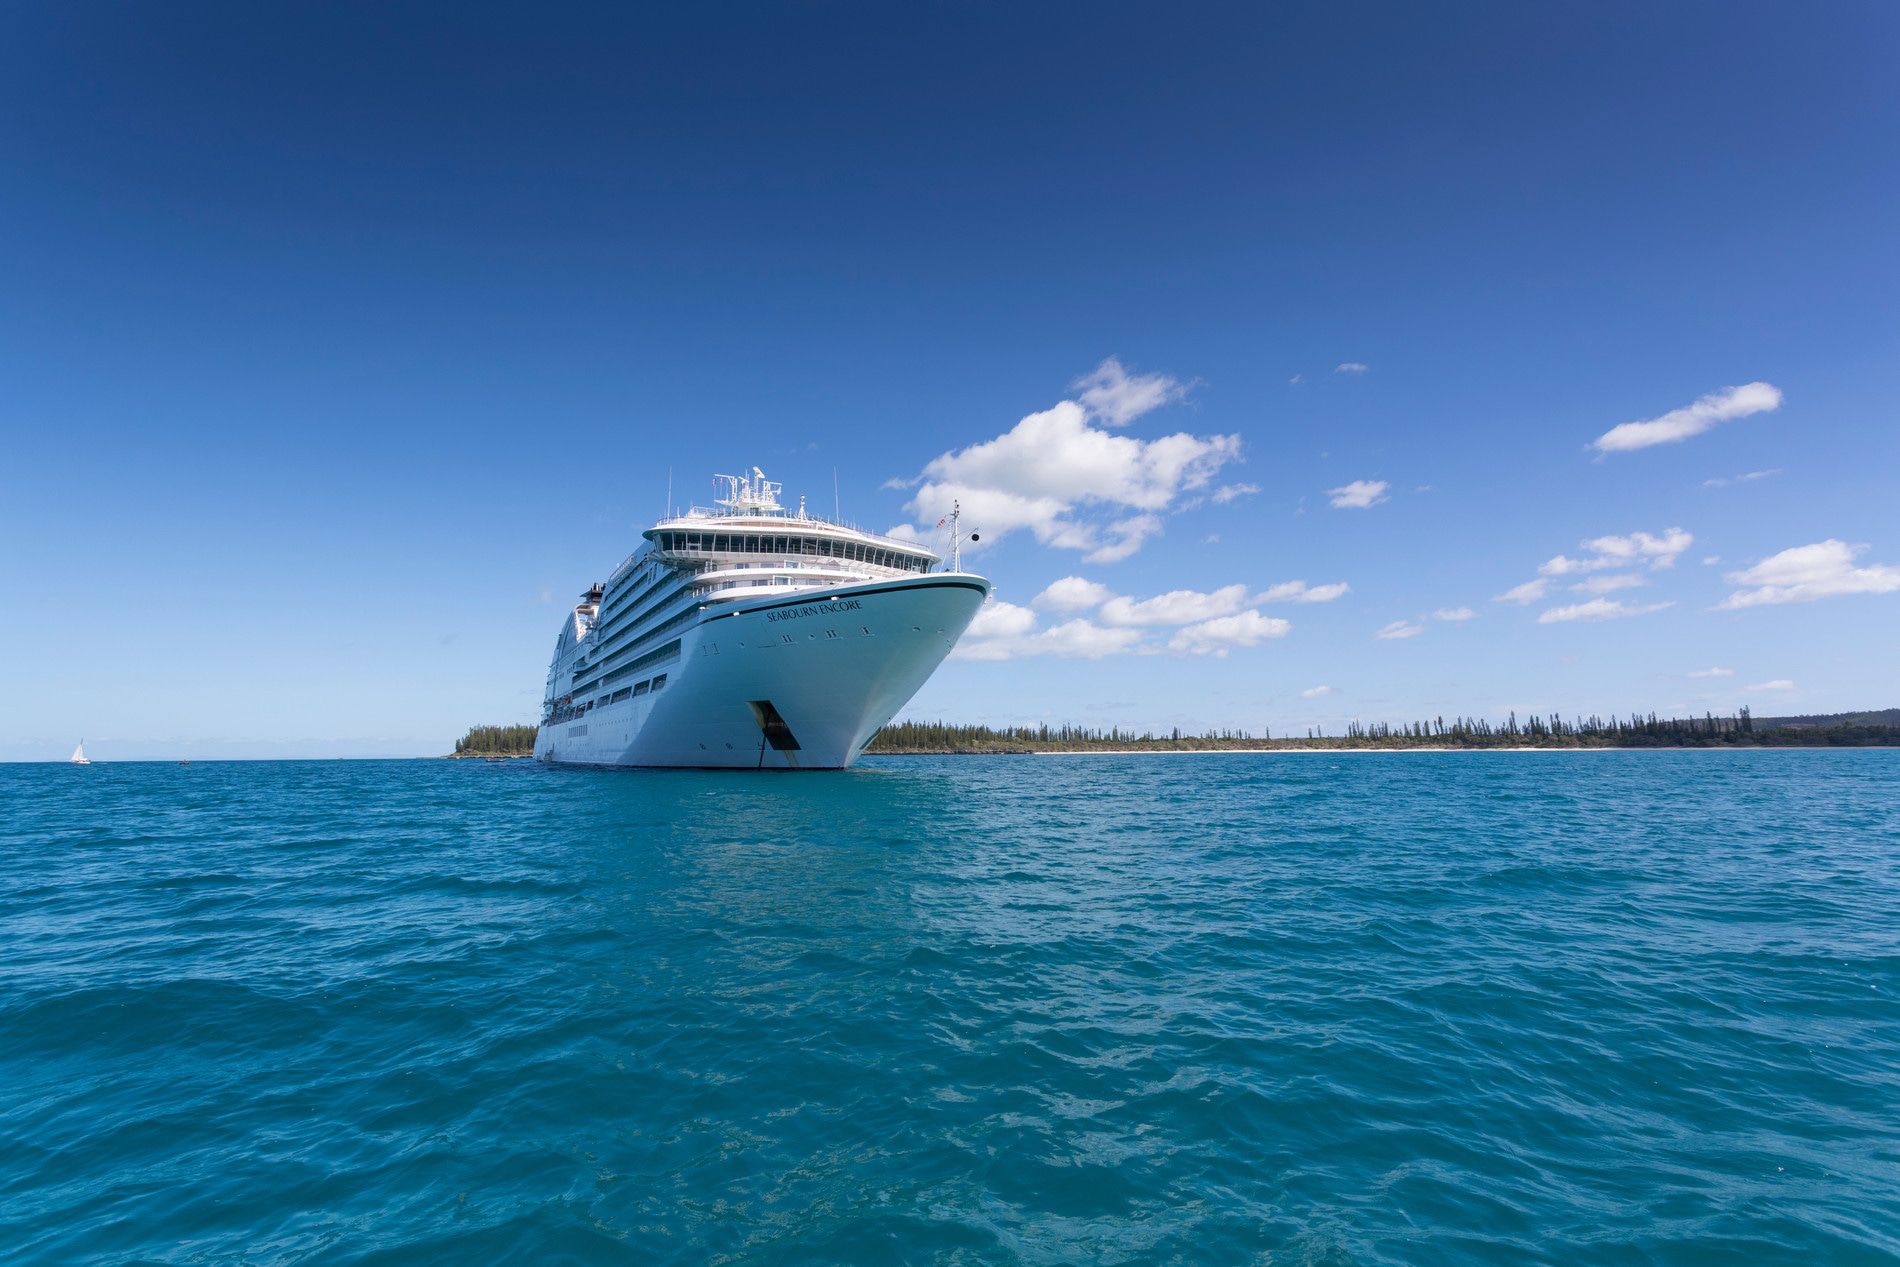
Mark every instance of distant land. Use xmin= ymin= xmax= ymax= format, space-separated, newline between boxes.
xmin=451 ymin=710 xmax=1900 ymax=757
xmin=450 ymin=724 xmax=537 ymax=757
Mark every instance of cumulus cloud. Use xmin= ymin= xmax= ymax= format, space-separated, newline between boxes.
xmin=1071 ymin=356 xmax=1192 ymax=427
xmin=1375 ymin=619 xmax=1424 ymax=640
xmin=1257 ymin=579 xmax=1351 ymax=604
xmin=1570 ymin=573 xmax=1646 ymax=595
xmin=1592 ymin=382 xmax=1782 ymax=454
xmin=1100 ymin=584 xmax=1250 ymax=628
xmin=1335 ymin=362 xmax=1369 ymax=374
xmin=893 ymin=392 xmax=1241 ymax=561
xmin=962 ymin=578 xmax=1298 ymax=659
xmin=1032 ymin=576 xmax=1114 ymax=611
xmin=965 ymin=597 xmax=1038 ymax=639
xmin=1300 ymin=684 xmax=1335 ymax=699
xmin=1168 ymin=610 xmax=1291 ymax=656
xmin=1328 ymin=479 xmax=1389 ymax=509
xmin=1687 ymin=666 xmax=1734 ymax=678
xmin=1535 ymin=598 xmax=1675 ymax=624
xmin=952 ymin=616 xmax=1146 ymax=661
xmin=1084 ymin=513 xmax=1163 ymax=564
xmin=1747 ymin=679 xmax=1795 ymax=692
xmin=1717 ymin=540 xmax=1900 ymax=609
xmin=1493 ymin=578 xmax=1550 ymax=605
xmin=1432 ymin=606 xmax=1476 ymax=621
xmin=1211 ymin=482 xmax=1260 ymax=504
xmin=1540 ymin=528 xmax=1693 ymax=575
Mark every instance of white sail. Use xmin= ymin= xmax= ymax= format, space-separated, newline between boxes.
xmin=70 ymin=741 xmax=89 ymax=765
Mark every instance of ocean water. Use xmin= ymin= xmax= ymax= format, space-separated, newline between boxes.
xmin=1 ymin=752 xmax=1896 ymax=1265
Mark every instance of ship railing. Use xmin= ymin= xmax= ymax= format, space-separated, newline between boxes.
xmin=656 ymin=509 xmax=936 ymax=553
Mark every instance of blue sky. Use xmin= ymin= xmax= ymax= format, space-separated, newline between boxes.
xmin=3 ymin=2 xmax=1896 ymax=759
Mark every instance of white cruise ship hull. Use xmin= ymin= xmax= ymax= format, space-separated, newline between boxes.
xmin=533 ymin=574 xmax=987 ymax=770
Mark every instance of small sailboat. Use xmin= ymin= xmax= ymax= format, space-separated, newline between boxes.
xmin=70 ymin=741 xmax=91 ymax=766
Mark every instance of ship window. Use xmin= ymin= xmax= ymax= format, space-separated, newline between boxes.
xmin=824 ymin=629 xmax=839 ymax=639
xmin=634 ymin=680 xmax=650 ymax=695
xmin=860 ymin=626 xmax=871 ymax=635
xmin=651 ymin=674 xmax=666 ymax=690
xmin=781 ymin=633 xmax=794 ymax=644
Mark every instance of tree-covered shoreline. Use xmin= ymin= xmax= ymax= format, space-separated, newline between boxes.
xmin=451 ymin=724 xmax=538 ymax=757
xmin=452 ymin=709 xmax=1899 ymax=757
xmin=866 ymin=708 xmax=1900 ymax=754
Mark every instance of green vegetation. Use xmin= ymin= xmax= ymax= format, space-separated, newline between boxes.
xmin=1758 ymin=708 xmax=1900 ymax=729
xmin=867 ymin=708 xmax=1900 ymax=754
xmin=452 ymin=724 xmax=538 ymax=757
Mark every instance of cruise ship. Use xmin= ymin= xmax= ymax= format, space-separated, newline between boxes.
xmin=534 ymin=469 xmax=989 ymax=769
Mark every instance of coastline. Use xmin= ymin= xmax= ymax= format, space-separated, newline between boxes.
xmin=868 ymin=743 xmax=1900 ymax=756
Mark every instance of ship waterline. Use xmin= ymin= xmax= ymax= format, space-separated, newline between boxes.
xmin=534 ymin=469 xmax=988 ymax=769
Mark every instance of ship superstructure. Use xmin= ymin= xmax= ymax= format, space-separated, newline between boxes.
xmin=534 ymin=468 xmax=988 ymax=768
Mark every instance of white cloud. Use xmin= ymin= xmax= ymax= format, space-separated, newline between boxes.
xmin=1704 ymin=468 xmax=1782 ymax=489
xmin=952 ymin=616 xmax=1146 ymax=661
xmin=895 ymin=395 xmax=1242 ymax=560
xmin=1211 ymin=482 xmax=1260 ymax=504
xmin=1335 ymin=362 xmax=1369 ymax=374
xmin=1687 ymin=666 xmax=1734 ymax=678
xmin=1167 ymin=610 xmax=1291 ymax=656
xmin=1301 ymin=684 xmax=1335 ymax=699
xmin=1071 ymin=356 xmax=1191 ymax=427
xmin=1257 ymin=579 xmax=1350 ymax=604
xmin=1536 ymin=598 xmax=1675 ymax=624
xmin=1432 ymin=606 xmax=1476 ymax=621
xmin=1569 ymin=573 xmax=1646 ymax=595
xmin=1591 ymin=382 xmax=1782 ymax=454
xmin=972 ymin=576 xmax=1301 ymax=658
xmin=1328 ymin=479 xmax=1389 ymax=509
xmin=1747 ymin=679 xmax=1795 ymax=692
xmin=1032 ymin=576 xmax=1113 ymax=611
xmin=1375 ymin=619 xmax=1424 ymax=640
xmin=1540 ymin=528 xmax=1693 ymax=575
xmin=1493 ymin=578 xmax=1550 ymax=605
xmin=1084 ymin=513 xmax=1163 ymax=564
xmin=1289 ymin=373 xmax=1305 ymax=386
xmin=965 ymin=597 xmax=1038 ymax=639
xmin=1702 ymin=556 xmax=1721 ymax=566
xmin=1717 ymin=540 xmax=1900 ymax=609
xmin=1100 ymin=584 xmax=1250 ymax=628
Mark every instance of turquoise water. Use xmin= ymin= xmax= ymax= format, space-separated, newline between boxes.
xmin=2 ymin=752 xmax=1896 ymax=1264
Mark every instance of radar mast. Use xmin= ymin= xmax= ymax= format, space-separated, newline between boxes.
xmin=713 ymin=466 xmax=784 ymax=514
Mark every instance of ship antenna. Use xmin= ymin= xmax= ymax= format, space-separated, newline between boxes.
xmin=833 ymin=468 xmax=840 ymax=523
xmin=950 ymin=500 xmax=961 ymax=573
xmin=665 ymin=467 xmax=673 ymax=518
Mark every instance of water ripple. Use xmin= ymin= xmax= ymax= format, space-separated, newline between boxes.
xmin=0 ymin=752 xmax=1896 ymax=1263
